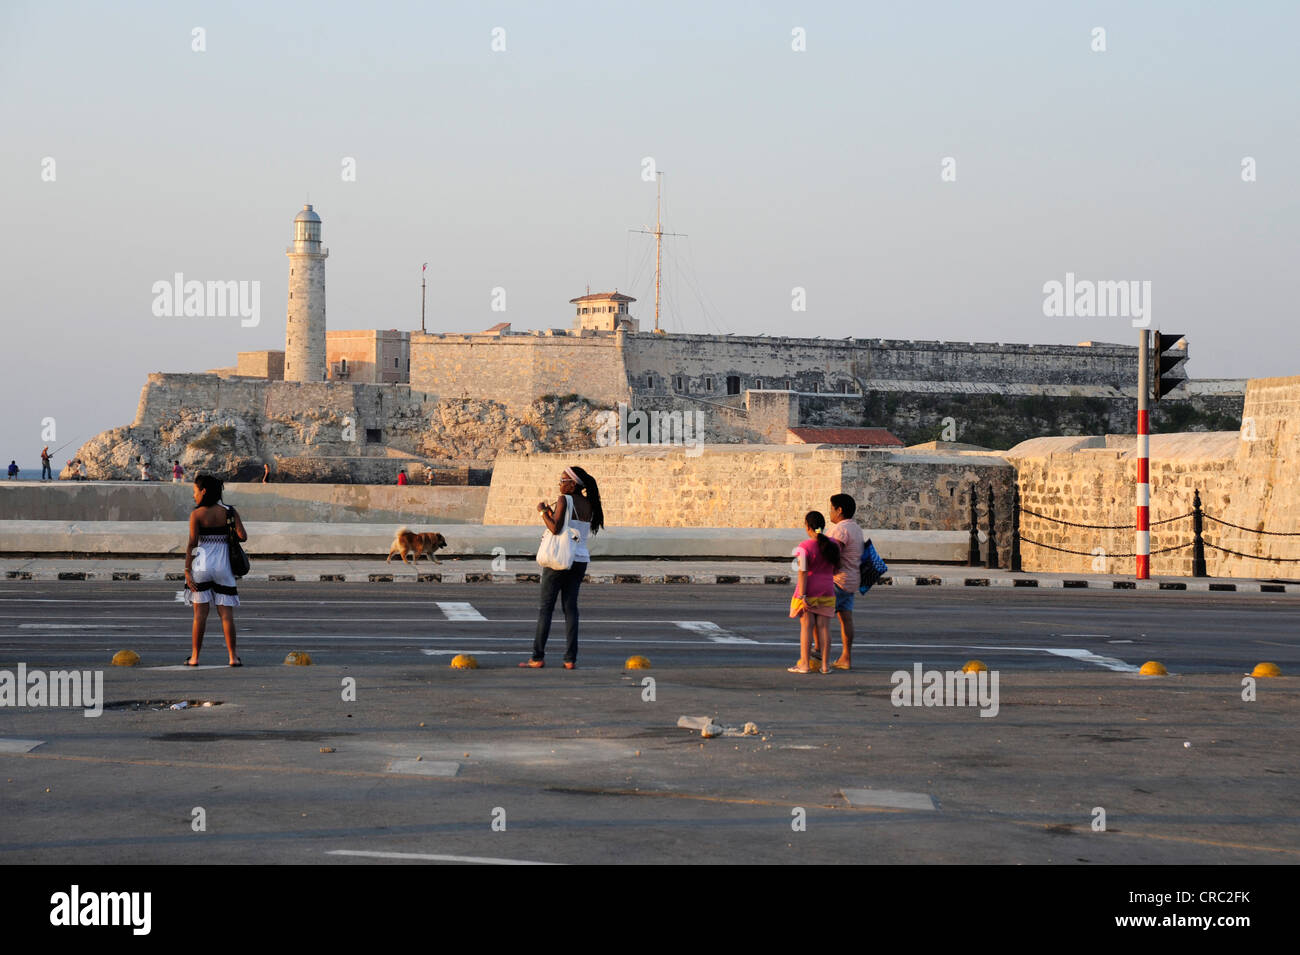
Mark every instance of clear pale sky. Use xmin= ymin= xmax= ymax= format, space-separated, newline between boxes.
xmin=2 ymin=1 xmax=1296 ymax=463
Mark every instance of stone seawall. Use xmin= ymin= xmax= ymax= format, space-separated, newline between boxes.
xmin=0 ymin=483 xmax=488 ymax=525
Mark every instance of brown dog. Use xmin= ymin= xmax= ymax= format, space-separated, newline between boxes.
xmin=386 ymin=528 xmax=448 ymax=565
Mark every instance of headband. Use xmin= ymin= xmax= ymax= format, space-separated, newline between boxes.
xmin=564 ymin=467 xmax=584 ymax=487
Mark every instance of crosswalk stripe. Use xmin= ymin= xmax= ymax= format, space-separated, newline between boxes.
xmin=435 ymin=602 xmax=486 ymax=621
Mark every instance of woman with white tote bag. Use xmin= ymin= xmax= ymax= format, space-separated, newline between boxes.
xmin=521 ymin=466 xmax=604 ymax=669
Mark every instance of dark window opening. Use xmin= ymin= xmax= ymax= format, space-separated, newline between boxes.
xmin=726 ymin=375 xmax=740 ymax=395
xmin=365 ymin=428 xmax=382 ymax=444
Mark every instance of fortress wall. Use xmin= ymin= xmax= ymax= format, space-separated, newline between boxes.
xmin=132 ymin=373 xmax=266 ymax=428
xmin=483 ymin=444 xmax=1015 ymax=532
xmin=133 ymin=374 xmax=439 ymax=432
xmin=410 ymin=333 xmax=630 ymax=409
xmin=1007 ymin=377 xmax=1300 ymax=578
xmin=620 ymin=334 xmax=1141 ymax=399
xmin=605 ymin=386 xmax=1243 ymax=451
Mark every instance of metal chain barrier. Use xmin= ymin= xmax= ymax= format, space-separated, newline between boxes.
xmin=1018 ymin=536 xmax=1192 ymax=558
xmin=1202 ymin=513 xmax=1300 ymax=537
xmin=1203 ymin=540 xmax=1300 ymax=562
xmin=1015 ymin=494 xmax=1300 ymax=571
xmin=1017 ymin=507 xmax=1192 ymax=530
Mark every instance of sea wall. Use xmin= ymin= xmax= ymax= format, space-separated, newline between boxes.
xmin=0 ymin=482 xmax=488 ymax=525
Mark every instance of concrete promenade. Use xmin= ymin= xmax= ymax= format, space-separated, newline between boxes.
xmin=2 ymin=556 xmax=1297 ymax=594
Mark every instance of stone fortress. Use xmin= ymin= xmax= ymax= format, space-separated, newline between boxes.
xmin=47 ymin=203 xmax=1300 ymax=580
xmin=70 ymin=204 xmax=1244 ymax=485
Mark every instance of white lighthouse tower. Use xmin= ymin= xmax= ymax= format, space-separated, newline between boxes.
xmin=284 ymin=204 xmax=329 ymax=382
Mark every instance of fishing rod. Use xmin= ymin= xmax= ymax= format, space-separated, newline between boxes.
xmin=46 ymin=435 xmax=89 ymax=459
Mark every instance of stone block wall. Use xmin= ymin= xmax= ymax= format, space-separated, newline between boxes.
xmin=483 ymin=444 xmax=1015 ymax=542
xmin=841 ymin=453 xmax=1017 ymax=568
xmin=1008 ymin=376 xmax=1300 ymax=578
xmin=410 ymin=331 xmax=630 ymax=409
xmin=236 ymin=351 xmax=285 ymax=379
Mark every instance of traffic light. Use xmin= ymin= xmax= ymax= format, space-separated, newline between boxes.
xmin=1151 ymin=331 xmax=1187 ymax=401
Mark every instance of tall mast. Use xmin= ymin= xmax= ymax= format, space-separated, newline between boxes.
xmin=654 ymin=173 xmax=662 ymax=332
xmin=631 ymin=172 xmax=685 ymax=334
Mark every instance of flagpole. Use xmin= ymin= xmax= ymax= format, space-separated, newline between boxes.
xmin=421 ymin=262 xmax=427 ymax=334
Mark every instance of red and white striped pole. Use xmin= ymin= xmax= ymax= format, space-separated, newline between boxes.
xmin=1136 ymin=329 xmax=1150 ymax=579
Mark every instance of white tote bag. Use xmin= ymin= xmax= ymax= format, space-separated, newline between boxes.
xmin=536 ymin=494 xmax=578 ymax=570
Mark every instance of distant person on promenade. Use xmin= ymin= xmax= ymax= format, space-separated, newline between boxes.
xmin=40 ymin=447 xmax=52 ymax=480
xmin=137 ymin=456 xmax=152 ymax=481
xmin=825 ymin=494 xmax=865 ymax=670
xmin=172 ymin=460 xmax=184 ymax=483
xmin=423 ymin=467 xmax=433 ymax=485
xmin=397 ymin=468 xmax=408 ymax=486
xmin=262 ymin=463 xmax=270 ymax=484
xmin=7 ymin=461 xmax=17 ymax=479
xmin=78 ymin=460 xmax=88 ymax=481
xmin=521 ymin=466 xmax=603 ymax=670
xmin=789 ymin=510 xmax=840 ymax=675
xmin=184 ymin=474 xmax=247 ymax=667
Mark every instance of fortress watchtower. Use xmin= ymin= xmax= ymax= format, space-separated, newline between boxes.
xmin=570 ymin=291 xmax=638 ymax=332
xmin=284 ymin=204 xmax=329 ymax=382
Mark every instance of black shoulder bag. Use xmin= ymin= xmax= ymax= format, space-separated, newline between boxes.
xmin=225 ymin=507 xmax=250 ymax=578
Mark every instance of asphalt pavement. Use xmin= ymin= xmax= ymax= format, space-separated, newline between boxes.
xmin=1 ymin=581 xmax=1296 ymax=864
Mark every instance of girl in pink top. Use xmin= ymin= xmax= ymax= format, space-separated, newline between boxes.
xmin=789 ymin=510 xmax=841 ymax=674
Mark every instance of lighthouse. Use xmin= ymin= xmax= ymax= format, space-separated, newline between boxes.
xmin=284 ymin=204 xmax=329 ymax=382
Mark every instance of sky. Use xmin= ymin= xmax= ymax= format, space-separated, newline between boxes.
xmin=2 ymin=1 xmax=1297 ymax=463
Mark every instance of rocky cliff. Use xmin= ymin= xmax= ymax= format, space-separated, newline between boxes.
xmin=65 ymin=375 xmax=612 ymax=482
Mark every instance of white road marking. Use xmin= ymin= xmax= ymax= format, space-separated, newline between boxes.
xmin=435 ymin=602 xmax=485 ymax=621
xmin=853 ymin=642 xmax=1139 ymax=672
xmin=149 ymin=664 xmax=231 ymax=671
xmin=841 ymin=789 xmax=936 ymax=811
xmin=674 ymin=621 xmax=757 ymax=644
xmin=420 ymin=650 xmax=517 ymax=656
xmin=326 ymin=849 xmax=555 ymax=866
xmin=0 ymin=739 xmax=45 ymax=753
xmin=1036 ymin=648 xmax=1140 ymax=672
xmin=18 ymin=624 xmax=136 ymax=630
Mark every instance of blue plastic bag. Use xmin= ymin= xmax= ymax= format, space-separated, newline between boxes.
xmin=858 ymin=539 xmax=888 ymax=594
